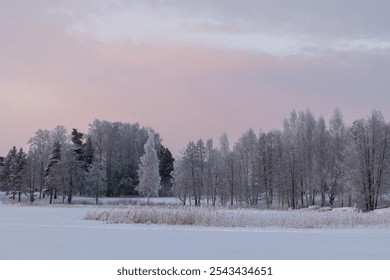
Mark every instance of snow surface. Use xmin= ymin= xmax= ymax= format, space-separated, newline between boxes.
xmin=1 ymin=204 xmax=390 ymax=260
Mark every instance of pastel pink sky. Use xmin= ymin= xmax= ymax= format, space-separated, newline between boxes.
xmin=1 ymin=0 xmax=390 ymax=155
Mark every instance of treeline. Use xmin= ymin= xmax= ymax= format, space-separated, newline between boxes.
xmin=0 ymin=120 xmax=174 ymax=204
xmin=174 ymin=109 xmax=390 ymax=212
xmin=1 ymin=109 xmax=389 ymax=212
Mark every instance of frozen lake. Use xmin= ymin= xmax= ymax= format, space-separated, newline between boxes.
xmin=0 ymin=204 xmax=389 ymax=260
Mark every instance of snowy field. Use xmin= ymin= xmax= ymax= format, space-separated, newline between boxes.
xmin=1 ymin=203 xmax=390 ymax=260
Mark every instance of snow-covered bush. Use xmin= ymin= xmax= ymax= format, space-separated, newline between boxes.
xmin=84 ymin=206 xmax=390 ymax=229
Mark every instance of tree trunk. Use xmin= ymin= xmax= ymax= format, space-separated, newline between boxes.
xmin=39 ymin=163 xmax=44 ymax=199
xmin=95 ymin=184 xmax=99 ymax=205
xmin=321 ymin=184 xmax=326 ymax=207
xmin=230 ymin=162 xmax=234 ymax=206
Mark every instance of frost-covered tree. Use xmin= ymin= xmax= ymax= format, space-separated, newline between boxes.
xmin=281 ymin=111 xmax=300 ymax=208
xmin=0 ymin=147 xmax=27 ymax=201
xmin=235 ymin=129 xmax=258 ymax=206
xmin=296 ymin=110 xmax=317 ymax=207
xmin=136 ymin=135 xmax=161 ymax=204
xmin=257 ymin=131 xmax=280 ymax=208
xmin=50 ymin=126 xmax=68 ymax=201
xmin=171 ymin=108 xmax=390 ymax=210
xmin=183 ymin=141 xmax=198 ymax=206
xmin=314 ymin=116 xmax=331 ymax=207
xmin=85 ymin=154 xmax=107 ymax=205
xmin=205 ymin=138 xmax=217 ymax=206
xmin=349 ymin=111 xmax=390 ymax=211
xmin=88 ymin=120 xmax=151 ymax=196
xmin=328 ymin=108 xmax=348 ymax=206
xmin=173 ymin=157 xmax=191 ymax=205
xmin=26 ymin=127 xmax=67 ymax=202
xmin=174 ymin=139 xmax=215 ymax=206
xmin=25 ymin=153 xmax=37 ymax=203
xmin=194 ymin=139 xmax=206 ymax=206
xmin=27 ymin=129 xmax=51 ymax=199
xmin=0 ymin=146 xmax=17 ymax=194
xmin=13 ymin=148 xmax=27 ymax=202
xmin=219 ymin=133 xmax=233 ymax=205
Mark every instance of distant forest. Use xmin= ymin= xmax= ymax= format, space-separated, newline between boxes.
xmin=175 ymin=109 xmax=390 ymax=212
xmin=0 ymin=120 xmax=174 ymax=205
xmin=1 ymin=109 xmax=390 ymax=212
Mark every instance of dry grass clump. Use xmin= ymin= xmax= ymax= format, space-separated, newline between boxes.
xmin=84 ymin=206 xmax=390 ymax=229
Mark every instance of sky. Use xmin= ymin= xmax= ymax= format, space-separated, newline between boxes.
xmin=1 ymin=0 xmax=390 ymax=156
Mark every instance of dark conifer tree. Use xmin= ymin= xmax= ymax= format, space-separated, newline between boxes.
xmin=70 ymin=128 xmax=87 ymax=197
xmin=43 ymin=141 xmax=61 ymax=204
xmin=0 ymin=146 xmax=17 ymax=195
xmin=14 ymin=148 xmax=27 ymax=202
xmin=71 ymin=129 xmax=84 ymax=162
xmin=84 ymin=137 xmax=94 ymax=171
xmin=158 ymin=145 xmax=175 ymax=197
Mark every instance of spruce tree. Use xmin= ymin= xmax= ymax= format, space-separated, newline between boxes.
xmin=13 ymin=148 xmax=27 ymax=202
xmin=71 ymin=128 xmax=84 ymax=162
xmin=0 ymin=147 xmax=27 ymax=201
xmin=157 ymin=145 xmax=175 ymax=196
xmin=43 ymin=141 xmax=61 ymax=204
xmin=70 ymin=128 xmax=85 ymax=200
xmin=84 ymin=137 xmax=94 ymax=171
xmin=0 ymin=147 xmax=17 ymax=194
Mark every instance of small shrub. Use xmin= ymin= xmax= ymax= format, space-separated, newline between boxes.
xmin=84 ymin=205 xmax=390 ymax=229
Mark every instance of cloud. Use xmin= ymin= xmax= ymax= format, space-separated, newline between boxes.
xmin=1 ymin=0 xmax=390 ymax=155
xmin=58 ymin=0 xmax=390 ymax=58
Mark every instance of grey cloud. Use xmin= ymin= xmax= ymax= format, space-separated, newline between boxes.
xmin=131 ymin=0 xmax=390 ymax=40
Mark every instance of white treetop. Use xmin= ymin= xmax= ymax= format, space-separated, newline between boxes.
xmin=136 ymin=135 xmax=161 ymax=203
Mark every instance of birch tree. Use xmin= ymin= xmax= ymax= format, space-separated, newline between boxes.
xmin=27 ymin=129 xmax=51 ymax=199
xmin=85 ymin=154 xmax=107 ymax=205
xmin=350 ymin=111 xmax=390 ymax=211
xmin=328 ymin=108 xmax=348 ymax=206
xmin=136 ymin=135 xmax=161 ymax=204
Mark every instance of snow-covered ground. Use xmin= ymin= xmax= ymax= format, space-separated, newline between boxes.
xmin=0 ymin=191 xmax=183 ymax=206
xmin=1 ymin=204 xmax=390 ymax=260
